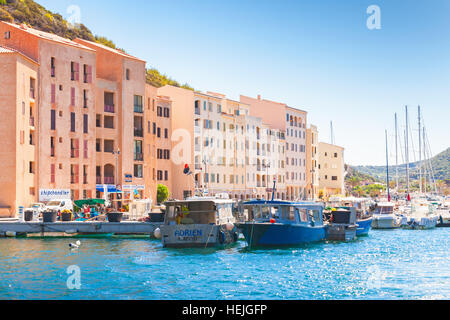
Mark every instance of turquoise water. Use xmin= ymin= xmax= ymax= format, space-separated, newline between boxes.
xmin=0 ymin=228 xmax=449 ymax=300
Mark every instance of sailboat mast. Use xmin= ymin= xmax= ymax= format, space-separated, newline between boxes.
xmin=423 ymin=126 xmax=427 ymax=193
xmin=405 ymin=106 xmax=410 ymax=199
xmin=395 ymin=113 xmax=399 ymax=192
xmin=418 ymin=106 xmax=422 ymax=194
xmin=386 ymin=130 xmax=390 ymax=201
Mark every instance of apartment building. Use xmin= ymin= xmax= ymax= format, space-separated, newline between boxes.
xmin=318 ymin=142 xmax=345 ymax=197
xmin=73 ymin=38 xmax=147 ymax=202
xmin=0 ymin=46 xmax=39 ymax=217
xmin=0 ymin=22 xmax=98 ymax=208
xmin=306 ymin=125 xmax=319 ymax=200
xmin=240 ymin=95 xmax=306 ymax=200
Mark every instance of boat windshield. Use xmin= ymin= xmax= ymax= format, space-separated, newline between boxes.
xmin=375 ymin=205 xmax=394 ymax=215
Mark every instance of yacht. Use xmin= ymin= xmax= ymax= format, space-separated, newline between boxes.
xmin=372 ymin=202 xmax=401 ymax=229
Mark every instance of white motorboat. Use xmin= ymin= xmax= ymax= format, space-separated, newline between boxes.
xmin=372 ymin=202 xmax=401 ymax=229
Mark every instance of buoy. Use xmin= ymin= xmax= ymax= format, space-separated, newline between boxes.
xmin=5 ymin=231 xmax=16 ymax=237
xmin=69 ymin=240 xmax=81 ymax=248
xmin=270 ymin=219 xmax=276 ymax=224
xmin=225 ymin=223 xmax=234 ymax=231
xmin=154 ymin=228 xmax=161 ymax=239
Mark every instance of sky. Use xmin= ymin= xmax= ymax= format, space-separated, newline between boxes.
xmin=37 ymin=0 xmax=450 ymax=165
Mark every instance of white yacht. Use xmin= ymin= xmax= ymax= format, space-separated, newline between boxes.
xmin=402 ymin=201 xmax=439 ymax=230
xmin=372 ymin=202 xmax=401 ymax=229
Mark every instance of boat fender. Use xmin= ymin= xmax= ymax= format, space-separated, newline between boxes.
xmin=218 ymin=231 xmax=226 ymax=244
xmin=225 ymin=223 xmax=234 ymax=231
xmin=5 ymin=231 xmax=16 ymax=237
xmin=154 ymin=228 xmax=162 ymax=239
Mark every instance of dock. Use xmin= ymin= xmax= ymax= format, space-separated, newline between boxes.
xmin=0 ymin=221 xmax=162 ymax=238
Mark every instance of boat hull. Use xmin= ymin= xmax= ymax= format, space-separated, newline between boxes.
xmin=356 ymin=218 xmax=373 ymax=236
xmin=161 ymin=224 xmax=238 ymax=248
xmin=237 ymin=222 xmax=326 ymax=247
xmin=437 ymin=216 xmax=450 ymax=228
xmin=372 ymin=215 xmax=400 ymax=229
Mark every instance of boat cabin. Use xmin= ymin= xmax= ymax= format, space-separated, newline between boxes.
xmin=242 ymin=200 xmax=324 ymax=226
xmin=373 ymin=202 xmax=395 ymax=215
xmin=164 ymin=198 xmax=235 ymax=226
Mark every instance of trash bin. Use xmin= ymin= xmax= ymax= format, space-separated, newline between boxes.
xmin=43 ymin=211 xmax=58 ymax=223
xmin=61 ymin=211 xmax=72 ymax=222
xmin=24 ymin=210 xmax=34 ymax=222
xmin=106 ymin=212 xmax=123 ymax=223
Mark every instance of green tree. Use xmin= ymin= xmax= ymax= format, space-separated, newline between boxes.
xmin=157 ymin=184 xmax=169 ymax=204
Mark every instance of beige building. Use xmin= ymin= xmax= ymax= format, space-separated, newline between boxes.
xmin=306 ymin=125 xmax=319 ymax=200
xmin=318 ymin=142 xmax=345 ymax=198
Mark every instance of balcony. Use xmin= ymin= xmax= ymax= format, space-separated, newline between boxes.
xmin=134 ymin=105 xmax=143 ymax=113
xmin=104 ymin=104 xmax=115 ymax=113
xmin=29 ymin=117 xmax=35 ymax=127
xmin=70 ymin=149 xmax=79 ymax=158
xmin=134 ymin=153 xmax=144 ymax=161
xmin=50 ymin=147 xmax=55 ymax=157
xmin=30 ymin=88 xmax=35 ymax=99
xmin=134 ymin=128 xmax=143 ymax=138
xmin=96 ymin=176 xmax=102 ymax=184
xmin=194 ymin=108 xmax=200 ymax=115
xmin=104 ymin=176 xmax=114 ymax=185
xmin=70 ymin=176 xmax=78 ymax=184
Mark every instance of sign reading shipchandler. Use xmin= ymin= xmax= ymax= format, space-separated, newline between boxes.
xmin=39 ymin=189 xmax=71 ymax=202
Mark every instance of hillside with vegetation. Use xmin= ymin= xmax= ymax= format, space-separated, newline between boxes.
xmin=0 ymin=0 xmax=193 ymax=90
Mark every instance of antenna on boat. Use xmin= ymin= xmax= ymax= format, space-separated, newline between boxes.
xmin=271 ymin=177 xmax=277 ymax=201
xmin=405 ymin=106 xmax=410 ymax=201
xmin=418 ymin=106 xmax=422 ymax=194
xmin=394 ymin=113 xmax=399 ymax=193
xmin=385 ymin=130 xmax=391 ymax=202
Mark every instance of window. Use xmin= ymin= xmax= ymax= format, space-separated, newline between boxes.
xmin=157 ymin=106 xmax=162 ymax=117
xmin=51 ymin=57 xmax=55 ymax=77
xmin=70 ymin=87 xmax=75 ymax=106
xmin=83 ymin=90 xmax=88 ymax=108
xmin=104 ymin=116 xmax=114 ymax=129
xmin=164 ymin=171 xmax=168 ymax=181
xmin=134 ymin=164 xmax=143 ymax=178
xmin=70 ymin=112 xmax=75 ymax=132
xmin=50 ymin=110 xmax=56 ymax=130
xmin=332 ymin=176 xmax=338 ymax=181
xmin=29 ymin=161 xmax=35 ymax=174
xmin=71 ymin=62 xmax=79 ymax=81
xmin=50 ymin=137 xmax=55 ymax=157
xmin=83 ymin=114 xmax=88 ymax=134
xmin=164 ymin=128 xmax=168 ymax=139
xmin=126 ymin=69 xmax=130 ymax=80
xmin=83 ymin=65 xmax=92 ymax=83
xmin=134 ymin=95 xmax=143 ymax=113
xmin=163 ymin=107 xmax=170 ymax=118
xmin=4 ymin=31 xmax=10 ymax=39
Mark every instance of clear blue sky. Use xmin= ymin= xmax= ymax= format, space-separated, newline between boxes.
xmin=38 ymin=0 xmax=450 ymax=165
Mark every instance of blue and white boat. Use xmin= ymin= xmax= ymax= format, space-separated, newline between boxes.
xmin=236 ymin=200 xmax=327 ymax=247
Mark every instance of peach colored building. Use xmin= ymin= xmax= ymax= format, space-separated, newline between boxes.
xmin=318 ymin=142 xmax=345 ymax=198
xmin=0 ymin=46 xmax=39 ymax=217
xmin=0 ymin=22 xmax=98 ymax=211
xmin=73 ymin=38 xmax=147 ymax=204
xmin=240 ymin=95 xmax=307 ymax=200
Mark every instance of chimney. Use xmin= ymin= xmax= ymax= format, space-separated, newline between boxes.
xmin=257 ymin=95 xmax=261 ymax=100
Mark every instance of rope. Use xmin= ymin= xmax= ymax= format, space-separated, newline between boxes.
xmin=204 ymin=224 xmax=217 ymax=248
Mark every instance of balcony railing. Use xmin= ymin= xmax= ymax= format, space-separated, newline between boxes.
xmin=104 ymin=176 xmax=114 ymax=185
xmin=96 ymin=176 xmax=102 ymax=184
xmin=134 ymin=153 xmax=144 ymax=161
xmin=50 ymin=147 xmax=55 ymax=157
xmin=134 ymin=128 xmax=143 ymax=137
xmin=71 ymin=149 xmax=79 ymax=158
xmin=71 ymin=176 xmax=78 ymax=184
xmin=104 ymin=104 xmax=115 ymax=113
xmin=194 ymin=108 xmax=200 ymax=115
xmin=29 ymin=117 xmax=35 ymax=127
xmin=134 ymin=105 xmax=143 ymax=113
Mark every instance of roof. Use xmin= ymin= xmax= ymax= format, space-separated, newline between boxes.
xmin=0 ymin=45 xmax=39 ymax=64
xmin=74 ymin=38 xmax=145 ymax=63
xmin=1 ymin=22 xmax=95 ymax=52
xmin=243 ymin=200 xmax=323 ymax=207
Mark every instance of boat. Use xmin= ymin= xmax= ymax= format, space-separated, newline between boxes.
xmin=402 ymin=201 xmax=439 ymax=230
xmin=326 ymin=208 xmax=358 ymax=241
xmin=436 ymin=201 xmax=450 ymax=227
xmin=338 ymin=198 xmax=374 ymax=236
xmin=236 ymin=200 xmax=327 ymax=247
xmin=372 ymin=202 xmax=401 ymax=229
xmin=160 ymin=196 xmax=238 ymax=248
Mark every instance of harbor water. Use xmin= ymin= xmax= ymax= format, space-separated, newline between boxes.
xmin=0 ymin=228 xmax=449 ymax=300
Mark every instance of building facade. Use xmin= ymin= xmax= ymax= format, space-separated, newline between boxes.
xmin=318 ymin=142 xmax=345 ymax=198
xmin=306 ymin=125 xmax=319 ymax=200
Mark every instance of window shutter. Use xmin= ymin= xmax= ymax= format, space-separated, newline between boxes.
xmin=75 ymin=165 xmax=79 ymax=184
xmin=75 ymin=63 xmax=79 ymax=81
xmin=51 ymin=164 xmax=55 ymax=183
xmin=71 ymin=87 xmax=75 ymax=106
xmin=88 ymin=65 xmax=92 ymax=83
xmin=51 ymin=84 xmax=56 ymax=104
xmin=75 ymin=139 xmax=79 ymax=158
xmin=84 ymin=140 xmax=88 ymax=159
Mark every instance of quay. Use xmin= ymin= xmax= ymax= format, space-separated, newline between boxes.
xmin=0 ymin=221 xmax=162 ymax=238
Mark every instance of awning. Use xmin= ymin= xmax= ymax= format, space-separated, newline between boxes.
xmin=74 ymin=199 xmax=106 ymax=207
